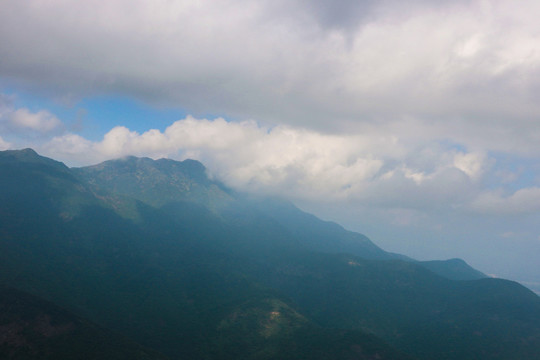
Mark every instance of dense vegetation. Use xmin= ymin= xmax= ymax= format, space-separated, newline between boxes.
xmin=1 ymin=148 xmax=539 ymax=359
xmin=0 ymin=285 xmax=168 ymax=360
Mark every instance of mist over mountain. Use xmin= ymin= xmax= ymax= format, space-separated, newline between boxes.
xmin=1 ymin=148 xmax=539 ymax=359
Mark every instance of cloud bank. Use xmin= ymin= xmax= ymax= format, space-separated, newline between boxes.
xmin=34 ymin=114 xmax=528 ymax=218
xmin=0 ymin=94 xmax=63 ymax=138
xmin=1 ymin=0 xmax=540 ymax=157
xmin=470 ymin=187 xmax=540 ymax=214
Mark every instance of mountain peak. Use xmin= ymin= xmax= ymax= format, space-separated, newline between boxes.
xmin=85 ymin=156 xmax=205 ymax=173
xmin=17 ymin=147 xmax=38 ymax=155
xmin=157 ymin=157 xmax=206 ymax=171
xmin=0 ymin=148 xmax=69 ymax=170
xmin=420 ymin=257 xmax=487 ymax=280
xmin=1 ymin=147 xmax=39 ymax=160
xmin=73 ymin=155 xmax=229 ymax=209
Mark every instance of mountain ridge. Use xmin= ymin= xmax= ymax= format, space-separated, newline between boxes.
xmin=74 ymin=153 xmax=486 ymax=277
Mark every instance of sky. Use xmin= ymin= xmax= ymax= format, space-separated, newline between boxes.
xmin=1 ymin=0 xmax=540 ymax=288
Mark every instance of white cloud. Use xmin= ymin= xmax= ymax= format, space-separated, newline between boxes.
xmin=7 ymin=108 xmax=62 ymax=133
xmin=0 ymin=95 xmax=63 ymax=136
xmin=453 ymin=151 xmax=487 ymax=180
xmin=44 ymin=133 xmax=93 ymax=157
xmin=0 ymin=136 xmax=11 ymax=150
xmin=44 ymin=116 xmax=387 ymax=198
xmin=470 ymin=187 xmax=540 ymax=214
xmin=40 ymin=115 xmax=492 ymax=212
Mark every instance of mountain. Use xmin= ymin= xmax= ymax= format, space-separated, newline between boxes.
xmin=249 ymin=253 xmax=540 ymax=360
xmin=73 ymin=155 xmax=396 ymax=261
xmin=0 ymin=149 xmax=412 ymax=359
xmin=74 ymin=155 xmax=485 ymax=279
xmin=244 ymin=197 xmax=395 ymax=260
xmin=0 ymin=148 xmax=99 ymax=220
xmin=73 ymin=156 xmax=232 ymax=210
xmin=1 ymin=149 xmax=539 ymax=359
xmin=419 ymin=258 xmax=486 ymax=281
xmin=0 ymin=285 xmax=169 ymax=360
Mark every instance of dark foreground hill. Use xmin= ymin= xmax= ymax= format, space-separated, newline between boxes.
xmin=0 ymin=285 xmax=168 ymax=360
xmin=1 ymin=148 xmax=539 ymax=360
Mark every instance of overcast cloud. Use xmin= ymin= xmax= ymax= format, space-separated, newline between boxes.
xmin=2 ymin=1 xmax=540 ymax=144
xmin=1 ymin=0 xmax=539 ymax=281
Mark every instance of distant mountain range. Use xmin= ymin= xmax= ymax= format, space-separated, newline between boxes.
xmin=1 ymin=148 xmax=539 ymax=359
